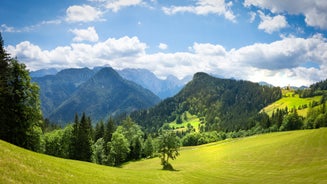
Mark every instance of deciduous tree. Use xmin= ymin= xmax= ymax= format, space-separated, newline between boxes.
xmin=158 ymin=131 xmax=181 ymax=170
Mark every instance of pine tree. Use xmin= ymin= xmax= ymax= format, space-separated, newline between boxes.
xmin=104 ymin=117 xmax=115 ymax=143
xmin=0 ymin=33 xmax=43 ymax=151
xmin=69 ymin=113 xmax=80 ymax=159
xmin=79 ymin=113 xmax=92 ymax=162
xmin=69 ymin=113 xmax=92 ymax=162
xmin=94 ymin=120 xmax=105 ymax=141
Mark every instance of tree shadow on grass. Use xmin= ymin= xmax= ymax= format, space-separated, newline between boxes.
xmin=161 ymin=163 xmax=180 ymax=172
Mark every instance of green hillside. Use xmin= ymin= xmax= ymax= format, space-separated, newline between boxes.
xmin=1 ymin=128 xmax=327 ymax=183
xmin=263 ymin=89 xmax=322 ymax=117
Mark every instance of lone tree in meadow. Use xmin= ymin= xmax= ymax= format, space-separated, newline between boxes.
xmin=158 ymin=130 xmax=181 ymax=170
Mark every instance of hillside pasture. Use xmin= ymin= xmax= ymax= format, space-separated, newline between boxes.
xmin=263 ymin=90 xmax=322 ymax=117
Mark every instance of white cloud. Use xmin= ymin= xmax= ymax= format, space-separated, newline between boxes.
xmin=257 ymin=11 xmax=288 ymax=34
xmin=106 ymin=0 xmax=143 ymax=12
xmin=249 ymin=11 xmax=256 ymax=23
xmin=1 ymin=24 xmax=18 ymax=33
xmin=244 ymin=0 xmax=327 ymax=29
xmin=70 ymin=27 xmax=99 ymax=42
xmin=162 ymin=0 xmax=236 ymax=22
xmin=6 ymin=35 xmax=327 ymax=87
xmin=66 ymin=5 xmax=103 ymax=22
xmin=158 ymin=43 xmax=168 ymax=50
xmin=6 ymin=36 xmax=147 ymax=70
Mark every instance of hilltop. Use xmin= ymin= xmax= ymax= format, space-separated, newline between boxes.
xmin=1 ymin=128 xmax=327 ymax=183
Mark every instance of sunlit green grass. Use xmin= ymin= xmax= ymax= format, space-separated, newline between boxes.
xmin=263 ymin=90 xmax=322 ymax=117
xmin=1 ymin=128 xmax=327 ymax=183
xmin=169 ymin=112 xmax=202 ymax=132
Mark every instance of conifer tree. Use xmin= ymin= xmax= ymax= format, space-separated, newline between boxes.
xmin=69 ymin=113 xmax=92 ymax=162
xmin=0 ymin=33 xmax=43 ymax=151
xmin=104 ymin=117 xmax=115 ymax=143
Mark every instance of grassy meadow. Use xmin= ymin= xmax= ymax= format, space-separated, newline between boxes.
xmin=1 ymin=128 xmax=327 ymax=183
xmin=169 ymin=112 xmax=202 ymax=132
xmin=263 ymin=90 xmax=322 ymax=117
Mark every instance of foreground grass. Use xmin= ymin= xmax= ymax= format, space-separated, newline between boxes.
xmin=1 ymin=128 xmax=327 ymax=183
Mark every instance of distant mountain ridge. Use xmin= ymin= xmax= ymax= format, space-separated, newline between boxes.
xmin=33 ymin=67 xmax=160 ymax=124
xmin=48 ymin=67 xmax=160 ymax=123
xmin=118 ymin=68 xmax=189 ymax=99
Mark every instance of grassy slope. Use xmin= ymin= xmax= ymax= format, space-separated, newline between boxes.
xmin=169 ymin=112 xmax=202 ymax=132
xmin=1 ymin=128 xmax=327 ymax=184
xmin=263 ymin=90 xmax=322 ymax=117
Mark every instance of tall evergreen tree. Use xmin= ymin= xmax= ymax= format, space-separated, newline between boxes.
xmin=104 ymin=117 xmax=115 ymax=143
xmin=69 ymin=113 xmax=80 ymax=159
xmin=79 ymin=113 xmax=92 ymax=162
xmin=69 ymin=113 xmax=92 ymax=162
xmin=0 ymin=33 xmax=43 ymax=151
xmin=94 ymin=120 xmax=105 ymax=141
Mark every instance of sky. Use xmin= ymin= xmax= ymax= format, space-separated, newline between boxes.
xmin=1 ymin=0 xmax=327 ymax=87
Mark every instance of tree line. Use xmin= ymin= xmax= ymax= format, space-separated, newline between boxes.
xmin=43 ymin=114 xmax=180 ymax=168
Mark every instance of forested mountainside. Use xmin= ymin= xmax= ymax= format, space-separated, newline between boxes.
xmin=131 ymin=72 xmax=282 ymax=132
xmin=32 ymin=67 xmax=185 ymax=120
xmin=48 ymin=67 xmax=160 ymax=124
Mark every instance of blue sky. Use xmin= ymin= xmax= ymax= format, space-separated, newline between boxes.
xmin=1 ymin=0 xmax=327 ymax=86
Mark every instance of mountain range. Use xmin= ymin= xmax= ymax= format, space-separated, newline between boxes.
xmin=117 ymin=68 xmax=189 ymax=99
xmin=32 ymin=67 xmax=165 ymax=124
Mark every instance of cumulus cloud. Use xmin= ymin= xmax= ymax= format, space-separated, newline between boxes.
xmin=244 ymin=0 xmax=327 ymax=29
xmin=6 ymin=35 xmax=327 ymax=87
xmin=66 ymin=5 xmax=103 ymax=22
xmin=70 ymin=27 xmax=99 ymax=42
xmin=106 ymin=0 xmax=143 ymax=12
xmin=6 ymin=36 xmax=147 ymax=70
xmin=158 ymin=43 xmax=168 ymax=50
xmin=162 ymin=0 xmax=236 ymax=22
xmin=257 ymin=11 xmax=288 ymax=34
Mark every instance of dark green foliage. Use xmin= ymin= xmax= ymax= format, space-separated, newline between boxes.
xmin=181 ymin=131 xmax=226 ymax=146
xmin=280 ymin=110 xmax=303 ymax=131
xmin=131 ymin=72 xmax=281 ymax=132
xmin=104 ymin=117 xmax=116 ymax=144
xmin=94 ymin=120 xmax=105 ymax=141
xmin=0 ymin=33 xmax=43 ymax=151
xmin=120 ymin=117 xmax=144 ymax=160
xmin=176 ymin=115 xmax=182 ymax=124
xmin=69 ymin=113 xmax=93 ymax=162
xmin=299 ymin=79 xmax=327 ymax=98
xmin=143 ymin=135 xmax=154 ymax=158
